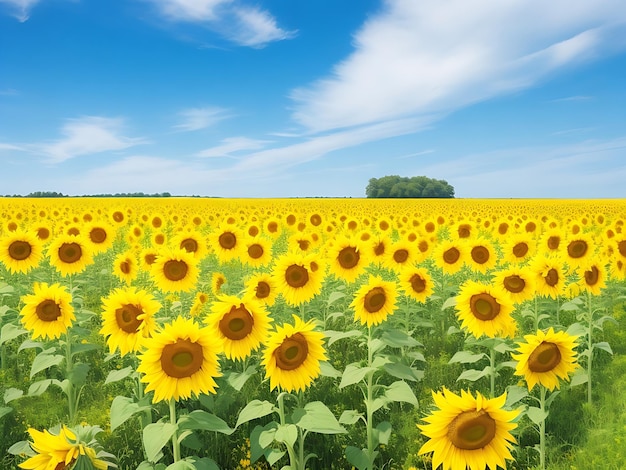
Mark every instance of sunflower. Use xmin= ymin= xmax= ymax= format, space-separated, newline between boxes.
xmin=367 ymin=233 xmax=392 ymax=266
xmin=512 ymin=328 xmax=579 ymax=391
xmin=211 ymin=272 xmax=227 ymax=295
xmin=84 ymin=221 xmax=116 ymax=254
xmin=327 ymin=234 xmax=369 ymax=283
xmin=137 ymin=316 xmax=222 ymax=403
xmin=139 ymin=247 xmax=159 ymax=271
xmin=112 ymin=250 xmax=138 ymax=285
xmin=20 ymin=283 xmax=75 ymax=340
xmin=150 ymin=247 xmax=199 ymax=293
xmin=262 ymin=315 xmax=327 ymax=392
xmin=573 ymin=261 xmax=607 ymax=297
xmin=502 ymin=233 xmax=536 ymax=265
xmin=264 ymin=216 xmax=282 ymax=239
xmin=399 ymin=266 xmax=434 ymax=303
xmin=190 ymin=291 xmax=210 ymax=317
xmin=19 ymin=425 xmax=108 ymax=470
xmin=351 ymin=275 xmax=398 ymax=327
xmin=455 ymin=280 xmax=516 ymax=339
xmin=47 ymin=234 xmax=94 ymax=277
xmin=0 ymin=230 xmax=43 ymax=274
xmin=172 ymin=229 xmax=208 ymax=260
xmin=383 ymin=239 xmax=418 ymax=273
xmin=538 ymin=227 xmax=564 ymax=257
xmin=530 ymin=255 xmax=567 ymax=299
xmin=244 ymin=272 xmax=278 ymax=306
xmin=209 ymin=223 xmax=244 ymax=264
xmin=418 ymin=388 xmax=520 ymax=470
xmin=99 ymin=287 xmax=161 ymax=356
xmin=242 ymin=236 xmax=273 ymax=268
xmin=563 ymin=233 xmax=595 ymax=268
xmin=432 ymin=239 xmax=467 ymax=275
xmin=272 ymin=252 xmax=325 ymax=307
xmin=465 ymin=237 xmax=497 ymax=273
xmin=205 ymin=294 xmax=272 ymax=361
xmin=33 ymin=223 xmax=54 ymax=244
xmin=491 ymin=266 xmax=536 ymax=305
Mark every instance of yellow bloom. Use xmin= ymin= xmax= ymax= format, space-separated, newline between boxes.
xmin=491 ymin=266 xmax=536 ymax=305
xmin=455 ymin=280 xmax=516 ymax=338
xmin=0 ymin=230 xmax=44 ymax=274
xmin=244 ymin=272 xmax=278 ymax=306
xmin=350 ymin=275 xmax=398 ymax=327
xmin=418 ymin=388 xmax=520 ymax=470
xmin=272 ymin=252 xmax=325 ymax=307
xmin=433 ymin=239 xmax=467 ymax=275
xmin=20 ymin=283 xmax=75 ymax=340
xmin=512 ymin=328 xmax=579 ymax=391
xmin=262 ymin=315 xmax=327 ymax=392
xmin=47 ymin=234 xmax=94 ymax=277
xmin=112 ymin=250 xmax=138 ymax=285
xmin=150 ymin=247 xmax=199 ymax=293
xmin=530 ymin=255 xmax=567 ymax=299
xmin=99 ymin=287 xmax=161 ymax=356
xmin=209 ymin=223 xmax=245 ymax=264
xmin=137 ymin=316 xmax=222 ymax=403
xmin=399 ymin=266 xmax=434 ymax=303
xmin=327 ymin=234 xmax=369 ymax=283
xmin=465 ymin=237 xmax=497 ymax=273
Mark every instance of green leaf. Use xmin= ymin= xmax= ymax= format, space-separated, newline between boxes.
xmin=110 ymin=396 xmax=152 ymax=432
xmin=0 ymin=406 xmax=12 ymax=420
xmin=3 ymin=387 xmax=23 ymax=404
xmin=345 ymin=446 xmax=369 ymax=470
xmin=105 ymin=366 xmax=134 ymax=384
xmin=179 ymin=431 xmax=202 ymax=451
xmin=143 ymin=422 xmax=177 ymax=462
xmin=324 ymin=329 xmax=362 ymax=347
xmin=495 ymin=361 xmax=517 ymax=371
xmin=265 ymin=448 xmax=286 ymax=466
xmin=326 ymin=290 xmax=346 ymax=306
xmin=30 ymin=352 xmax=64 ymax=378
xmin=165 ymin=461 xmax=195 ymax=470
xmin=182 ymin=457 xmax=219 ymax=470
xmin=374 ymin=421 xmax=392 ymax=446
xmin=566 ymin=322 xmax=587 ymax=338
xmin=441 ymin=296 xmax=457 ymax=310
xmin=384 ymin=380 xmax=418 ymax=406
xmin=70 ymin=342 xmax=100 ymax=358
xmin=569 ymin=371 xmax=589 ymax=387
xmin=137 ymin=462 xmax=167 ymax=470
xmin=227 ymin=365 xmax=257 ymax=391
xmin=593 ymin=341 xmax=613 ymax=355
xmin=69 ymin=362 xmax=90 ymax=386
xmin=457 ymin=367 xmax=489 ymax=382
xmin=0 ymin=323 xmax=28 ymax=346
xmin=250 ymin=423 xmax=277 ymax=461
xmin=448 ymin=351 xmax=487 ymax=364
xmin=178 ymin=410 xmax=233 ymax=435
xmin=292 ymin=401 xmax=347 ymax=434
xmin=27 ymin=379 xmax=55 ymax=397
xmin=560 ymin=300 xmax=582 ymax=312
xmin=494 ymin=342 xmax=516 ymax=354
xmin=505 ymin=385 xmax=529 ymax=407
xmin=259 ymin=428 xmax=277 ymax=448
xmin=383 ymin=362 xmax=423 ymax=382
xmin=319 ymin=361 xmax=342 ymax=378
xmin=339 ymin=410 xmax=362 ymax=425
xmin=8 ymin=440 xmax=33 ymax=457
xmin=274 ymin=424 xmax=298 ymax=447
xmin=526 ymin=406 xmax=548 ymax=425
xmin=380 ymin=329 xmax=421 ymax=348
xmin=339 ymin=363 xmax=376 ymax=389
xmin=235 ymin=400 xmax=275 ymax=428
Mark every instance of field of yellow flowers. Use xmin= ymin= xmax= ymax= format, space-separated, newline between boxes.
xmin=1 ymin=197 xmax=625 ymax=470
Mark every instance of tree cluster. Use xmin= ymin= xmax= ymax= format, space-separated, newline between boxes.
xmin=365 ymin=175 xmax=455 ymax=198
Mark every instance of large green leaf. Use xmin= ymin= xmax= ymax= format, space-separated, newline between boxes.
xmin=110 ymin=396 xmax=151 ymax=432
xmin=0 ymin=323 xmax=28 ymax=346
xmin=456 ymin=367 xmax=490 ymax=382
xmin=143 ymin=422 xmax=177 ymax=462
xmin=448 ymin=351 xmax=487 ymax=364
xmin=345 ymin=446 xmax=369 ymax=470
xmin=274 ymin=424 xmax=298 ymax=447
xmin=384 ymin=380 xmax=418 ymax=406
xmin=0 ymin=406 xmax=12 ymax=420
xmin=3 ymin=387 xmax=24 ymax=404
xmin=373 ymin=421 xmax=392 ymax=446
xmin=383 ymin=362 xmax=423 ymax=382
xmin=339 ymin=410 xmax=362 ymax=425
xmin=235 ymin=399 xmax=275 ymax=428
xmin=324 ymin=330 xmax=362 ymax=346
xmin=526 ymin=406 xmax=548 ymax=425
xmin=380 ymin=329 xmax=421 ymax=348
xmin=593 ymin=341 xmax=613 ymax=355
xmin=227 ymin=365 xmax=257 ymax=391
xmin=104 ymin=366 xmax=134 ymax=385
xmin=292 ymin=401 xmax=346 ymax=434
xmin=339 ymin=363 xmax=376 ymax=388
xmin=178 ymin=410 xmax=233 ymax=435
xmin=30 ymin=351 xmax=64 ymax=378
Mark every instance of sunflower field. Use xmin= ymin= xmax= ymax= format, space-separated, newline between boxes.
xmin=1 ymin=197 xmax=626 ymax=470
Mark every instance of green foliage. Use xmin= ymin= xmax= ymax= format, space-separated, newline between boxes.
xmin=365 ymin=175 xmax=455 ymax=198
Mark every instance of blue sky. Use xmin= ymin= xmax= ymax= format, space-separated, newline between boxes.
xmin=1 ymin=0 xmax=626 ymax=198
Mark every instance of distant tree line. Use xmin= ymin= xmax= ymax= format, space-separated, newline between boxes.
xmin=366 ymin=175 xmax=455 ymax=198
xmin=3 ymin=192 xmax=173 ymax=198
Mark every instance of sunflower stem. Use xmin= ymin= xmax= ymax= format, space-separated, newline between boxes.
xmin=539 ymin=385 xmax=547 ymax=470
xmin=489 ymin=345 xmax=496 ymax=398
xmin=533 ymin=296 xmax=539 ymax=332
xmin=64 ymin=329 xmax=76 ymax=425
xmin=277 ymin=392 xmax=298 ymax=469
xmin=586 ymin=291 xmax=593 ymax=406
xmin=365 ymin=326 xmax=375 ymax=470
xmin=169 ymin=398 xmax=181 ymax=463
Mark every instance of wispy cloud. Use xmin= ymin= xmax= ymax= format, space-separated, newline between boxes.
xmin=291 ymin=0 xmax=626 ymax=133
xmin=0 ymin=0 xmax=39 ymax=21
xmin=195 ymin=136 xmax=270 ymax=157
xmin=0 ymin=142 xmax=26 ymax=151
xmin=143 ymin=0 xmax=295 ymax=47
xmin=550 ymin=95 xmax=594 ymax=102
xmin=34 ymin=116 xmax=146 ymax=163
xmin=173 ymin=106 xmax=232 ymax=132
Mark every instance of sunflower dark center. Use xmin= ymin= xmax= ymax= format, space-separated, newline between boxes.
xmin=471 ymin=246 xmax=490 ymax=264
xmin=567 ymin=240 xmax=588 ymax=259
xmin=448 ymin=410 xmax=496 ymax=450
xmin=374 ymin=242 xmax=385 ymax=256
xmin=527 ymin=341 xmax=561 ymax=373
xmin=37 ymin=227 xmax=50 ymax=240
xmin=410 ymin=274 xmax=426 ymax=293
xmin=163 ymin=260 xmax=188 ymax=281
xmin=364 ymin=287 xmax=386 ymax=313
xmin=443 ymin=247 xmax=460 ymax=264
xmin=584 ymin=266 xmax=600 ymax=286
xmin=120 ymin=261 xmax=131 ymax=274
xmin=285 ymin=264 xmax=309 ymax=288
xmin=547 ymin=236 xmax=560 ymax=250
xmin=36 ymin=299 xmax=62 ymax=322
xmin=470 ymin=293 xmax=500 ymax=320
xmin=112 ymin=211 xmax=124 ymax=223
xmin=618 ymin=240 xmax=626 ymax=257
xmin=219 ymin=232 xmax=237 ymax=250
xmin=503 ymin=275 xmax=525 ymax=293
xmin=9 ymin=240 xmax=32 ymax=260
xmin=144 ymin=253 xmax=157 ymax=265
xmin=267 ymin=222 xmax=278 ymax=233
xmin=219 ymin=304 xmax=254 ymax=340
xmin=513 ymin=242 xmax=529 ymax=258
xmin=544 ymin=268 xmax=559 ymax=287
xmin=310 ymin=214 xmax=322 ymax=226
xmin=161 ymin=339 xmax=204 ymax=378
xmin=115 ymin=304 xmax=143 ymax=333
xmin=458 ymin=225 xmax=471 ymax=238
xmin=180 ymin=238 xmax=198 ymax=253
xmin=274 ymin=333 xmax=308 ymax=371
xmin=248 ymin=244 xmax=264 ymax=259
xmin=255 ymin=281 xmax=270 ymax=299
xmin=58 ymin=242 xmax=82 ymax=263
xmin=393 ymin=249 xmax=409 ymax=263
xmin=89 ymin=227 xmax=107 ymax=243
xmin=338 ymin=246 xmax=360 ymax=269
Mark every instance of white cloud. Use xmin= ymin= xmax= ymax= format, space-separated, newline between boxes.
xmin=144 ymin=0 xmax=294 ymax=47
xmin=0 ymin=0 xmax=39 ymax=21
xmin=0 ymin=142 xmax=25 ymax=151
xmin=195 ymin=136 xmax=270 ymax=157
xmin=173 ymin=106 xmax=231 ymax=131
xmin=291 ymin=0 xmax=626 ymax=132
xmin=35 ymin=116 xmax=146 ymax=163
